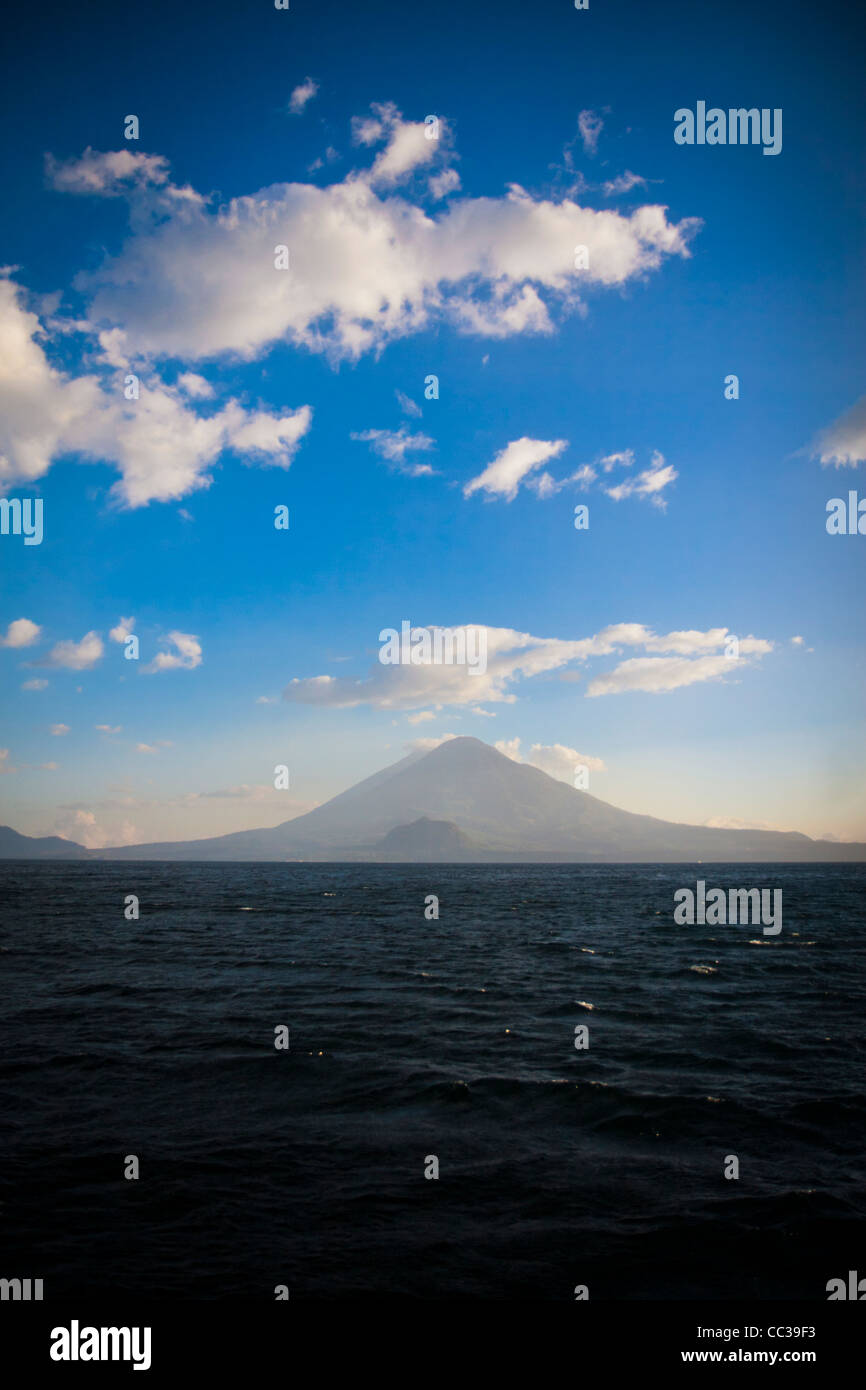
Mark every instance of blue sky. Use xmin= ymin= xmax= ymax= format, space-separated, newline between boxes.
xmin=1 ymin=0 xmax=864 ymax=847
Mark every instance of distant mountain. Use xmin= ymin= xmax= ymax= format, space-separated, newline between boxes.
xmin=0 ymin=826 xmax=87 ymax=859
xmin=376 ymin=816 xmax=480 ymax=859
xmin=7 ymin=734 xmax=857 ymax=863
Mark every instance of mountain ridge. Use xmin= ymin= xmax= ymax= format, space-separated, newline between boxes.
xmin=1 ymin=737 xmax=863 ymax=862
xmin=0 ymin=825 xmax=88 ymax=859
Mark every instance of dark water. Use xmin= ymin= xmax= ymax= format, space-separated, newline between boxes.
xmin=1 ymin=861 xmax=864 ymax=1301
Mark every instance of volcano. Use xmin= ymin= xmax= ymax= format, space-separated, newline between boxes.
xmin=6 ymin=735 xmax=860 ymax=862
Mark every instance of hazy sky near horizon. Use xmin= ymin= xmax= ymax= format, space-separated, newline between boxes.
xmin=1 ymin=0 xmax=864 ymax=847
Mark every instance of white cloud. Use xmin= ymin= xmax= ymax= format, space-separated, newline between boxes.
xmin=288 ymin=78 xmax=318 ymax=115
xmin=54 ymin=806 xmax=139 ymax=848
xmin=602 ymin=171 xmax=647 ymax=196
xmin=791 ymin=635 xmax=805 ymax=646
xmin=308 ymin=146 xmax=340 ymax=174
xmin=407 ymin=710 xmax=436 ymax=724
xmin=578 ymin=110 xmax=604 ymax=156
xmin=42 ymin=631 xmax=104 ymax=670
xmin=568 ymin=463 xmax=597 ymax=488
xmin=21 ymin=678 xmax=48 ymax=690
xmin=0 ymin=277 xmax=313 ymax=506
xmin=351 ymin=103 xmax=447 ymax=187
xmin=144 ymin=631 xmax=202 ymax=673
xmin=50 ymin=723 xmax=70 ymax=735
xmin=136 ymin=743 xmax=158 ymax=753
xmin=46 ymin=147 xmax=174 ymax=195
xmin=407 ymin=733 xmax=460 ymax=752
xmin=1 ymin=617 xmax=41 ymax=647
xmin=496 ymin=737 xmax=606 ymax=783
xmin=603 ymin=450 xmax=677 ymax=508
xmin=461 ymin=443 xmax=673 ymax=507
xmin=109 ymin=616 xmax=135 ymax=643
xmin=811 ymin=394 xmax=866 ymax=467
xmin=494 ymin=737 xmax=522 ymax=761
xmin=599 ymin=449 xmax=634 ymax=472
xmin=96 ymin=327 xmax=131 ymax=368
xmin=429 ymin=167 xmax=461 ymax=200
xmin=527 ymin=742 xmax=606 ymax=780
xmin=95 ymin=724 xmax=122 ymax=733
xmin=464 ymin=437 xmax=568 ymax=501
xmin=352 ymin=426 xmax=436 ymax=475
xmin=450 ymin=283 xmax=553 ymax=339
xmin=372 ymin=121 xmax=436 ymax=185
xmin=0 ymin=748 xmax=14 ymax=773
xmin=395 ymin=389 xmax=422 ymax=418
xmin=524 ymin=470 xmax=560 ymax=499
xmin=283 ymin=622 xmax=770 ymax=712
xmin=51 ymin=133 xmax=698 ymax=364
xmin=228 ymin=404 xmax=313 ymax=467
xmin=0 ymin=278 xmax=101 ymax=487
xmin=586 ymin=650 xmax=761 ymax=697
xmin=632 ymin=628 xmax=771 ymax=658
xmin=176 ymin=372 xmax=214 ymax=399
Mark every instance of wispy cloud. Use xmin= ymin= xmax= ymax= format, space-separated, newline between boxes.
xmin=811 ymin=394 xmax=866 ymax=467
xmin=462 ymin=441 xmax=675 ymax=507
xmin=395 ymin=389 xmax=422 ymax=418
xmin=603 ymin=451 xmax=677 ymax=509
xmin=288 ymin=78 xmax=318 ymax=115
xmin=144 ymin=631 xmax=202 ymax=674
xmin=602 ymin=171 xmax=647 ymax=196
xmin=578 ymin=109 xmax=604 ymax=156
xmin=45 ymin=147 xmax=176 ymax=195
xmin=599 ymin=449 xmax=635 ymax=472
xmin=586 ymin=636 xmax=772 ymax=697
xmin=351 ymin=427 xmax=437 ymax=475
xmin=284 ymin=623 xmax=772 ymax=712
xmin=463 ymin=437 xmax=568 ymax=501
